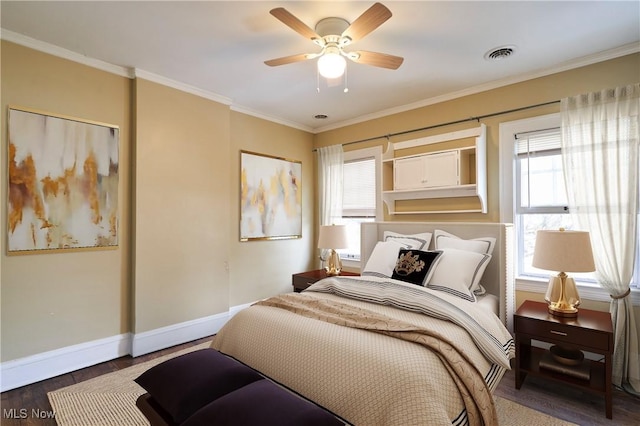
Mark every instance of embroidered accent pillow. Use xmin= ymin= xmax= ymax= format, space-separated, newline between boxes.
xmin=391 ymin=249 xmax=442 ymax=286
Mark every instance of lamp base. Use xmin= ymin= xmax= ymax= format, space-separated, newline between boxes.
xmin=324 ymin=267 xmax=341 ymax=276
xmin=545 ymin=273 xmax=580 ymax=318
xmin=324 ymin=249 xmax=343 ymax=276
xmin=547 ymin=303 xmax=578 ymax=318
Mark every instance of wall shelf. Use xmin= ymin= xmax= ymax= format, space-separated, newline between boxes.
xmin=382 ymin=124 xmax=487 ymax=215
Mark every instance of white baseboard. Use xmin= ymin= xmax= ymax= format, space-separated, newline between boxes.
xmin=131 ymin=312 xmax=227 ymax=357
xmin=0 ymin=333 xmax=131 ymax=393
xmin=229 ymin=301 xmax=254 ymax=317
xmin=131 ymin=301 xmax=254 ymax=357
xmin=0 ymin=302 xmax=254 ymax=392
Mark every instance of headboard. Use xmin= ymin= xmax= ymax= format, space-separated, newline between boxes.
xmin=361 ymin=222 xmax=515 ymax=331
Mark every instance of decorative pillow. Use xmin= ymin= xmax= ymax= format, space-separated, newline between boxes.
xmin=134 ymin=349 xmax=263 ymax=424
xmin=361 ymin=240 xmax=406 ymax=278
xmin=474 ymin=284 xmax=487 ymax=296
xmin=383 ymin=231 xmax=432 ymax=250
xmin=426 ymin=248 xmax=491 ymax=301
xmin=391 ymin=249 xmax=442 ymax=286
xmin=434 ymin=229 xmax=496 ymax=255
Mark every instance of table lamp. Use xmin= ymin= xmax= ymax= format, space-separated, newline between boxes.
xmin=532 ymin=228 xmax=596 ymax=318
xmin=318 ymin=225 xmax=349 ymax=276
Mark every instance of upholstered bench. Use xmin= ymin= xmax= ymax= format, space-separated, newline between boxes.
xmin=135 ymin=348 xmax=346 ymax=426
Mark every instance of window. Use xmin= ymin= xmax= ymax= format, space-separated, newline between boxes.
xmin=500 ymin=114 xmax=639 ymax=300
xmin=335 ymin=147 xmax=382 ymax=262
xmin=514 ymin=128 xmax=594 ymax=281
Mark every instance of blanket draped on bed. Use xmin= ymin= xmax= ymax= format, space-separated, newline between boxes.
xmin=307 ymin=277 xmax=514 ymax=369
xmin=255 ymin=294 xmax=497 ymax=426
xmin=212 ymin=276 xmax=514 ymax=425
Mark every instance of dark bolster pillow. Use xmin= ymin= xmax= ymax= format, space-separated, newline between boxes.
xmin=181 ymin=379 xmax=345 ymax=426
xmin=135 ymin=349 xmax=263 ymax=424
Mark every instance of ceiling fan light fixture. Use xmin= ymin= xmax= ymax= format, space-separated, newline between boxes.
xmin=317 ymin=51 xmax=346 ymax=79
xmin=341 ymin=36 xmax=353 ymax=46
xmin=266 ymin=3 xmax=403 ymax=86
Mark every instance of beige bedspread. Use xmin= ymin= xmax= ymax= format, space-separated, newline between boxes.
xmin=211 ymin=277 xmax=513 ymax=426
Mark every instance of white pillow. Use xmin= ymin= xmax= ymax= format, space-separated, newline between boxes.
xmin=426 ymin=248 xmax=492 ymax=299
xmin=383 ymin=231 xmax=432 ymax=250
xmin=362 ymin=240 xmax=406 ymax=278
xmin=434 ymin=230 xmax=496 ymax=255
xmin=474 ymin=284 xmax=487 ymax=296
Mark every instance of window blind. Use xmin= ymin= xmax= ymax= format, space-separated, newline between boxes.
xmin=342 ymin=158 xmax=376 ymax=217
xmin=515 ymin=127 xmax=561 ymax=155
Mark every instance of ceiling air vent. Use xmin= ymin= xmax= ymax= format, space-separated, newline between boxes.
xmin=314 ymin=114 xmax=329 ymax=120
xmin=484 ymin=45 xmax=516 ymax=61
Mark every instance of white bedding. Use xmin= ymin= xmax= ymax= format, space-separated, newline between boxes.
xmin=476 ymin=293 xmax=499 ymax=316
xmin=308 ymin=276 xmax=514 ymax=369
xmin=360 ymin=222 xmax=515 ymax=330
xmin=212 ymin=276 xmax=515 ymax=425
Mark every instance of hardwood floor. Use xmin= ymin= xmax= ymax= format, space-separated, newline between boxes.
xmin=495 ymin=366 xmax=639 ymax=425
xmin=2 ymin=336 xmax=638 ymax=425
xmin=1 ymin=337 xmax=212 ymax=426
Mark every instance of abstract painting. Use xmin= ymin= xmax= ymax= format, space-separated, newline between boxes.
xmin=240 ymin=151 xmax=302 ymax=241
xmin=7 ymin=107 xmax=119 ymax=254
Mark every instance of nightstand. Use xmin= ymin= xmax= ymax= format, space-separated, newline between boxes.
xmin=292 ymin=269 xmax=359 ymax=292
xmin=514 ymin=300 xmax=614 ymax=419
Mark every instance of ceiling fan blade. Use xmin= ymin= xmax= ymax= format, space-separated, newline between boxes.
xmin=341 ymin=3 xmax=392 ymax=43
xmin=270 ymin=8 xmax=322 ymax=41
xmin=264 ymin=53 xmax=319 ymax=67
xmin=349 ymin=51 xmax=404 ymax=69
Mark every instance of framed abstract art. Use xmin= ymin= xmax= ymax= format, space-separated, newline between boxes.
xmin=240 ymin=150 xmax=302 ymax=241
xmin=7 ymin=107 xmax=119 ymax=254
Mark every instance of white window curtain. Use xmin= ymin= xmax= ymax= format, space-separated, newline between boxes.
xmin=561 ymin=83 xmax=640 ymax=393
xmin=317 ymin=145 xmax=344 ymax=266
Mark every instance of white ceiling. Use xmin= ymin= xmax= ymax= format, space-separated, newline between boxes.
xmin=1 ymin=1 xmax=639 ymax=132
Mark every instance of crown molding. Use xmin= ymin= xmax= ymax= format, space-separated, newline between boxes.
xmin=133 ymin=69 xmax=232 ymax=105
xmin=1 ymin=28 xmax=133 ymax=78
xmin=230 ymin=104 xmax=313 ymax=133
xmin=314 ymin=43 xmax=640 ymax=133
xmin=3 ymin=27 xmax=637 ymax=134
xmin=1 ymin=29 xmax=232 ymax=105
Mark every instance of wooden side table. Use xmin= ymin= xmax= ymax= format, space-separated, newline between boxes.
xmin=292 ymin=269 xmax=359 ymax=292
xmin=514 ymin=300 xmax=614 ymax=419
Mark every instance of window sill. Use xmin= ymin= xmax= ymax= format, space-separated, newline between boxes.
xmin=342 ymin=258 xmax=361 ymax=272
xmin=516 ymin=276 xmax=640 ymax=307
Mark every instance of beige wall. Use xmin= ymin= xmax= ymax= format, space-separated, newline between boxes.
xmin=133 ymin=79 xmax=232 ymax=332
xmin=228 ymin=112 xmax=315 ymax=307
xmin=1 ymin=41 xmax=131 ymax=361
xmin=0 ymin=42 xmax=315 ymax=362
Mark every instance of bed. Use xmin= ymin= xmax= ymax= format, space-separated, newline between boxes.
xmin=211 ymin=222 xmax=515 ymax=426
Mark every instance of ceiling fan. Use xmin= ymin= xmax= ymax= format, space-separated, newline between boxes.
xmin=265 ymin=2 xmax=404 ymax=79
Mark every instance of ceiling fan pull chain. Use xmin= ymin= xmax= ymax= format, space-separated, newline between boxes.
xmin=344 ymin=64 xmax=349 ymax=93
xmin=316 ymin=67 xmax=320 ymax=93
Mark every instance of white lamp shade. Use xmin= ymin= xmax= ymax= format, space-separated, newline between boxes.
xmin=318 ymin=225 xmax=349 ymax=249
xmin=532 ymin=229 xmax=596 ymax=273
xmin=317 ymin=52 xmax=346 ymax=79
